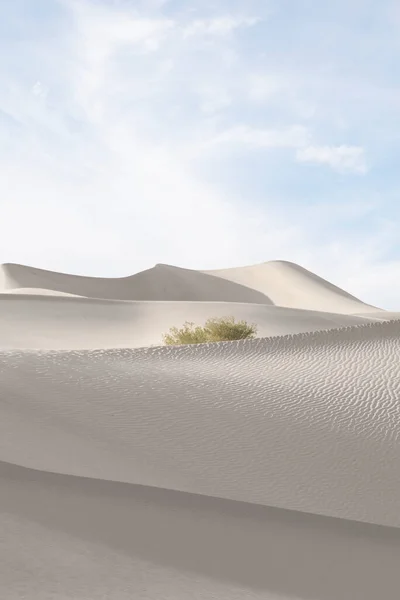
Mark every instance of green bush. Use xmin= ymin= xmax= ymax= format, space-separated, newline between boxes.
xmin=162 ymin=316 xmax=258 ymax=345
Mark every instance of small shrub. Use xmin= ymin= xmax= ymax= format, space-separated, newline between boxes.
xmin=162 ymin=316 xmax=257 ymax=345
xmin=162 ymin=322 xmax=209 ymax=345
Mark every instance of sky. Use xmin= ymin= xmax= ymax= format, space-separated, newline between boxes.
xmin=0 ymin=0 xmax=399 ymax=309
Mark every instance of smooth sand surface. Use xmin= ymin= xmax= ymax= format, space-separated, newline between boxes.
xmin=2 ymin=461 xmax=400 ymax=600
xmin=0 ymin=287 xmax=84 ymax=297
xmin=0 ymin=294 xmax=381 ymax=349
xmin=1 ymin=260 xmax=400 ymax=599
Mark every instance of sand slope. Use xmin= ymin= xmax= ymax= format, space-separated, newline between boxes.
xmin=0 ymin=293 xmax=379 ymax=349
xmin=2 ymin=461 xmax=400 ymax=600
xmin=2 ymin=320 xmax=400 ymax=527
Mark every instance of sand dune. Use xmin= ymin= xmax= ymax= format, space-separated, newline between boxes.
xmin=0 ymin=259 xmax=390 ymax=349
xmin=0 ymin=260 xmax=381 ymax=312
xmin=0 ymin=262 xmax=272 ymax=303
xmin=2 ymin=260 xmax=399 ymax=599
xmin=2 ymin=320 xmax=400 ymax=527
xmin=205 ymin=260 xmax=381 ymax=313
xmin=0 ymin=293 xmax=379 ymax=349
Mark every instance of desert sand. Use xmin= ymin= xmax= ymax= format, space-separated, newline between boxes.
xmin=1 ymin=259 xmax=400 ymax=599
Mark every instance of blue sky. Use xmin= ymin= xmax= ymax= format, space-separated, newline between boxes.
xmin=0 ymin=0 xmax=399 ymax=308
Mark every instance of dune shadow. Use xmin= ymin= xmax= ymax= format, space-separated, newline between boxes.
xmin=1 ymin=461 xmax=399 ymax=599
xmin=122 ymin=265 xmax=274 ymax=303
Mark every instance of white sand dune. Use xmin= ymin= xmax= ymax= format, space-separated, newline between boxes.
xmin=205 ymin=260 xmax=381 ymax=313
xmin=1 ymin=262 xmax=273 ymax=303
xmin=0 ymin=260 xmax=381 ymax=312
xmin=0 ymin=293 xmax=379 ymax=349
xmin=1 ymin=260 xmax=400 ymax=599
xmin=0 ymin=259 xmax=392 ymax=350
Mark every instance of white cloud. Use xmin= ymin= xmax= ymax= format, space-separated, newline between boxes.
xmin=70 ymin=9 xmax=174 ymax=73
xmin=0 ymin=2 xmax=264 ymax=274
xmin=194 ymin=125 xmax=366 ymax=174
xmin=209 ymin=124 xmax=310 ymax=149
xmin=67 ymin=2 xmax=175 ymax=122
xmin=183 ymin=16 xmax=259 ymax=38
xmin=296 ymin=145 xmax=367 ymax=174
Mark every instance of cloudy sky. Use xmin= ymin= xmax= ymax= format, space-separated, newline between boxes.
xmin=0 ymin=0 xmax=399 ymax=308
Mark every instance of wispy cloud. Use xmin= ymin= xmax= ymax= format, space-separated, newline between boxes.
xmin=0 ymin=0 xmax=399 ymax=308
xmin=208 ymin=124 xmax=310 ymax=149
xmin=296 ymin=145 xmax=367 ymax=174
xmin=195 ymin=125 xmax=366 ymax=174
xmin=183 ymin=16 xmax=260 ymax=38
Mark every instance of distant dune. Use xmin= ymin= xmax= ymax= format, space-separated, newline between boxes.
xmin=1 ymin=260 xmax=399 ymax=599
xmin=0 ymin=260 xmax=381 ymax=311
xmin=205 ymin=260 xmax=381 ymax=313
xmin=1 ymin=262 xmax=272 ymax=303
